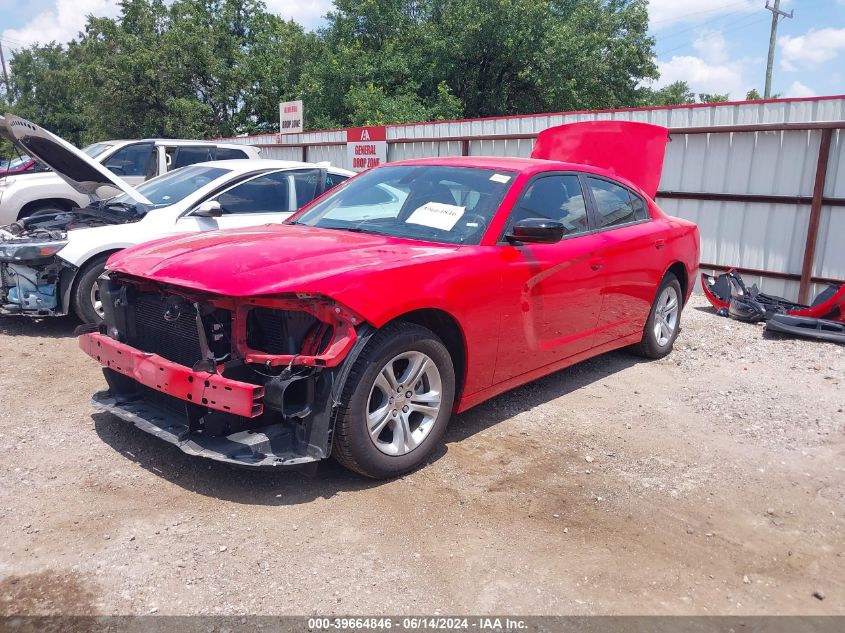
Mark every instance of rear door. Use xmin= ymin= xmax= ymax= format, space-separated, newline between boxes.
xmin=583 ymin=175 xmax=668 ymax=346
xmin=493 ymin=172 xmax=606 ymax=384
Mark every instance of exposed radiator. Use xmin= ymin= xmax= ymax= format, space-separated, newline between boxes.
xmin=127 ymin=294 xmax=203 ymax=368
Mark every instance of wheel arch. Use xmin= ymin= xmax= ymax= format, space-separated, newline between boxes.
xmin=61 ymin=248 xmax=124 ymax=314
xmin=17 ymin=198 xmax=80 ymax=219
xmin=383 ymin=308 xmax=468 ymax=401
xmin=666 ymin=261 xmax=689 ymax=303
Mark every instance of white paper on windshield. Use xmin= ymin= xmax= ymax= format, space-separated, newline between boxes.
xmin=490 ymin=173 xmax=511 ymax=183
xmin=406 ymin=202 xmax=466 ymax=231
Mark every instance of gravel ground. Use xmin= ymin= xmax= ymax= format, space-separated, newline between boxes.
xmin=0 ymin=294 xmax=843 ymax=616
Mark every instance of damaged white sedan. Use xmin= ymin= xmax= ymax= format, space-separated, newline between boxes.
xmin=0 ymin=114 xmax=352 ymax=322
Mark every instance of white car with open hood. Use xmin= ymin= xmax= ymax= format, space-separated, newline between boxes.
xmin=0 ymin=114 xmax=353 ymax=323
xmin=0 ymin=114 xmax=260 ymax=225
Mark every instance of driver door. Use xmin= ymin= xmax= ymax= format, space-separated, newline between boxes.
xmin=493 ymin=173 xmax=606 ymax=384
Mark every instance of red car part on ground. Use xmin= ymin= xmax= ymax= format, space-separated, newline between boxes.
xmin=701 ymin=269 xmax=845 ymax=343
xmin=78 ymin=121 xmax=700 ymax=477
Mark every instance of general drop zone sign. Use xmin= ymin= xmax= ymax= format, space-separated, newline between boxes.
xmin=279 ymin=100 xmax=303 ymax=134
xmin=347 ymin=127 xmax=387 ymax=172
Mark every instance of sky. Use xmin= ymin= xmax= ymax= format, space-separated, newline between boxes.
xmin=0 ymin=0 xmax=844 ymax=101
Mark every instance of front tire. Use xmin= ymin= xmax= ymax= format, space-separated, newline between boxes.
xmin=71 ymin=254 xmax=111 ymax=324
xmin=332 ymin=322 xmax=455 ymax=479
xmin=632 ymin=273 xmax=683 ymax=359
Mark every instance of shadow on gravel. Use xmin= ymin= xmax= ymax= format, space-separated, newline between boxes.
xmin=693 ymin=305 xmax=720 ymax=315
xmin=91 ymin=412 xmax=385 ymax=505
xmin=91 ymin=349 xmax=643 ymax=504
xmin=447 ymin=349 xmax=643 ymax=445
xmin=0 ymin=314 xmax=80 ymax=339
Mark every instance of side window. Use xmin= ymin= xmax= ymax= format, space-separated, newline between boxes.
xmin=325 ymin=172 xmax=349 ymax=190
xmin=290 ymin=169 xmax=322 ymax=208
xmin=214 ymin=147 xmax=249 ymax=160
xmin=104 ymin=142 xmax=156 ymax=178
xmin=174 ymin=146 xmax=213 ymax=169
xmin=508 ymin=174 xmax=589 ymax=237
xmin=630 ymin=194 xmax=650 ymax=221
xmin=586 ymin=177 xmax=648 ymax=229
xmin=214 ymin=171 xmax=292 ymax=214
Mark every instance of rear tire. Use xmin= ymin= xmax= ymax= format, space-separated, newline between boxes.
xmin=332 ymin=322 xmax=455 ymax=479
xmin=71 ymin=254 xmax=111 ymax=324
xmin=632 ymin=273 xmax=683 ymax=359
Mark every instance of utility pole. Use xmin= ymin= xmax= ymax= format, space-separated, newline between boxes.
xmin=0 ymin=42 xmax=10 ymax=98
xmin=764 ymin=0 xmax=794 ymax=99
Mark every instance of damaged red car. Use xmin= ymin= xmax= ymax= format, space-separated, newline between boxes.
xmin=79 ymin=121 xmax=700 ymax=478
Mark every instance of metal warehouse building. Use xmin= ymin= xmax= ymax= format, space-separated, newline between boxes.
xmin=223 ymin=96 xmax=845 ymax=304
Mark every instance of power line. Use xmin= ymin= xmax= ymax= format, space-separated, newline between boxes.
xmin=650 ymin=0 xmax=760 ymax=26
xmin=656 ymin=14 xmax=769 ymax=57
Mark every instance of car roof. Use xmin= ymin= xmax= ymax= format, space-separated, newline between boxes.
xmin=190 ymin=159 xmax=354 ymax=174
xmin=103 ymin=139 xmax=256 ymax=148
xmin=384 ymin=155 xmax=643 ymax=193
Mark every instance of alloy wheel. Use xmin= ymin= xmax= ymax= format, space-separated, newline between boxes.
xmin=653 ymin=285 xmax=679 ymax=346
xmin=366 ymin=351 xmax=443 ymax=456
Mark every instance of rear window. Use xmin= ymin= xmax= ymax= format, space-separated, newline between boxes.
xmin=214 ymin=147 xmax=249 ymax=160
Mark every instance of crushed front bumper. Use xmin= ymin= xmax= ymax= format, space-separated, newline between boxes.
xmin=91 ymin=391 xmax=317 ymax=468
xmin=79 ymin=332 xmax=264 ymax=418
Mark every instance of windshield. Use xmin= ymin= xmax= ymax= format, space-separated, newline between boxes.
xmin=82 ymin=142 xmax=115 ymax=159
xmin=110 ymin=164 xmax=230 ymax=208
xmin=292 ymin=165 xmax=515 ymax=245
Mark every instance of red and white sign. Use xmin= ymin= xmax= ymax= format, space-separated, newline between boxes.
xmin=279 ymin=100 xmax=303 ymax=134
xmin=347 ymin=126 xmax=387 ymax=172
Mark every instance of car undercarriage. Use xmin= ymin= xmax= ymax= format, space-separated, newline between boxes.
xmin=78 ymin=274 xmax=369 ymax=467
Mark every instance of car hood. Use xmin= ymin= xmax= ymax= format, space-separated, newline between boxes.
xmin=106 ymin=224 xmax=460 ymax=297
xmin=0 ymin=114 xmax=149 ymax=204
xmin=530 ymin=121 xmax=668 ymax=199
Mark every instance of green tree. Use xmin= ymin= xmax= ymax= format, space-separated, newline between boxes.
xmin=644 ymin=80 xmax=695 ymax=106
xmin=698 ymin=92 xmax=729 ymax=104
xmin=4 ymin=0 xmax=662 ymax=140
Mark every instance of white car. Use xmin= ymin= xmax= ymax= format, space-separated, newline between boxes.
xmin=0 ymin=114 xmax=352 ymax=323
xmin=0 ymin=114 xmax=260 ymax=224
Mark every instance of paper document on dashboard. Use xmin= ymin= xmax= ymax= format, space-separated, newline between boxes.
xmin=406 ymin=202 xmax=466 ymax=231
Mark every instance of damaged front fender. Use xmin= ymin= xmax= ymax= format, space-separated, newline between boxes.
xmin=82 ymin=276 xmax=377 ymax=467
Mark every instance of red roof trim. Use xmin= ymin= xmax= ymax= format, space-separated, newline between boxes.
xmin=213 ymin=94 xmax=845 ymax=141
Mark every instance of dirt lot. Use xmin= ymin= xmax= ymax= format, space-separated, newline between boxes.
xmin=0 ymin=294 xmax=843 ymax=616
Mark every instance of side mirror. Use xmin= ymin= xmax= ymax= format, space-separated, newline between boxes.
xmin=506 ymin=218 xmax=565 ymax=244
xmin=193 ymin=200 xmax=223 ymax=217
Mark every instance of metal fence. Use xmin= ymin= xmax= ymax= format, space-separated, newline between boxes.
xmin=221 ymin=96 xmax=845 ymax=302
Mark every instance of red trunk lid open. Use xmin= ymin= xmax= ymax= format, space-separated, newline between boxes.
xmin=530 ymin=121 xmax=669 ymax=199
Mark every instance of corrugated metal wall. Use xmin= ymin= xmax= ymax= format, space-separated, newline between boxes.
xmin=220 ymin=97 xmax=845 ymax=301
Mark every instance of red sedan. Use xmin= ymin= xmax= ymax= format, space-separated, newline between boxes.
xmin=79 ymin=121 xmax=699 ymax=478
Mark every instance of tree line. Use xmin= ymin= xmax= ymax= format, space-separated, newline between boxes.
xmin=0 ymin=0 xmax=762 ymax=147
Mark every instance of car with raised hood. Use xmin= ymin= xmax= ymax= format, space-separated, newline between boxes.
xmin=79 ymin=121 xmax=700 ymax=479
xmin=0 ymin=113 xmax=260 ymax=224
xmin=0 ymin=114 xmax=353 ymax=322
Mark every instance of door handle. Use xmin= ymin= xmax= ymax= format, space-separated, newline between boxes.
xmin=654 ymin=239 xmax=666 ymax=250
xmin=590 ymin=259 xmax=604 ymax=271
